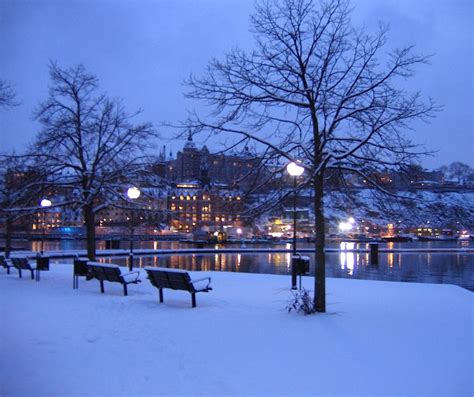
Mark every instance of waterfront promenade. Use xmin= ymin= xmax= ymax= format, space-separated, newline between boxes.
xmin=1 ymin=264 xmax=472 ymax=396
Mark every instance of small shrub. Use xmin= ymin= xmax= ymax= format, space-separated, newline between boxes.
xmin=286 ymin=288 xmax=315 ymax=315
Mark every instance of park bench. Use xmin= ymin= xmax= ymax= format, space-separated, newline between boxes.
xmin=11 ymin=257 xmax=39 ymax=281
xmin=145 ymin=267 xmax=212 ymax=308
xmin=0 ymin=255 xmax=14 ymax=274
xmin=87 ymin=262 xmax=141 ymax=296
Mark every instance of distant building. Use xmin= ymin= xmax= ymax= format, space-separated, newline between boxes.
xmin=96 ymin=187 xmax=168 ymax=229
xmin=168 ymin=181 xmax=245 ymax=233
xmin=166 ymin=133 xmax=262 ymax=189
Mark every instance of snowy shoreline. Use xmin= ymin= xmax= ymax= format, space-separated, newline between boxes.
xmin=1 ymin=264 xmax=472 ymax=397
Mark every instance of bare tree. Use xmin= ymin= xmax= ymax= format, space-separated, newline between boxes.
xmin=31 ymin=62 xmax=157 ymax=260
xmin=0 ymin=79 xmax=19 ymax=108
xmin=0 ymin=156 xmax=46 ymax=258
xmin=447 ymin=162 xmax=472 ymax=184
xmin=185 ymin=0 xmax=438 ymax=312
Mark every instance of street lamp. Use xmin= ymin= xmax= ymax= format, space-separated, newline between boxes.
xmin=236 ymin=227 xmax=246 ymax=248
xmin=39 ymin=198 xmax=52 ymax=255
xmin=286 ymin=161 xmax=304 ymax=289
xmin=127 ymin=186 xmax=141 ymax=270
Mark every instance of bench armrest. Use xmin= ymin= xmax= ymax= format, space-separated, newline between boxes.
xmin=191 ymin=277 xmax=212 ymax=291
xmin=121 ymin=270 xmax=141 ymax=283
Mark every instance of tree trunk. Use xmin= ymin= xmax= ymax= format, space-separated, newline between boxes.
xmin=4 ymin=216 xmax=12 ymax=259
xmin=313 ymin=173 xmax=326 ymax=312
xmin=84 ymin=205 xmax=96 ymax=260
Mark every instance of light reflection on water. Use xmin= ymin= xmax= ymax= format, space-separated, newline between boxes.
xmin=7 ymin=239 xmax=474 ymax=290
xmin=87 ymin=249 xmax=474 ymax=291
xmin=18 ymin=238 xmax=474 ymax=252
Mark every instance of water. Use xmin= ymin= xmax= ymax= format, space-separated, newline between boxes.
xmin=6 ymin=238 xmax=474 ymax=290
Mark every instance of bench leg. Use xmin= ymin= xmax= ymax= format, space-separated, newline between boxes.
xmin=18 ymin=269 xmax=22 ymax=278
xmin=100 ymin=280 xmax=104 ymax=293
xmin=123 ymin=284 xmax=128 ymax=296
xmin=159 ymin=288 xmax=163 ymax=303
xmin=30 ymin=270 xmax=35 ymax=280
xmin=35 ymin=270 xmax=40 ymax=282
xmin=191 ymin=293 xmax=196 ymax=308
xmin=7 ymin=267 xmax=10 ymax=274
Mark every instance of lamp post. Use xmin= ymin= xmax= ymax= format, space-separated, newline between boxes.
xmin=236 ymin=227 xmax=245 ymax=248
xmin=127 ymin=186 xmax=141 ymax=271
xmin=39 ymin=198 xmax=52 ymax=255
xmin=286 ymin=161 xmax=304 ymax=289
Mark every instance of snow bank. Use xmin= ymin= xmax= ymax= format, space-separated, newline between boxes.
xmin=0 ymin=265 xmax=472 ymax=397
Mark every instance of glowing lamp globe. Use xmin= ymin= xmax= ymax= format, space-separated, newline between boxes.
xmin=339 ymin=222 xmax=352 ymax=232
xmin=127 ymin=187 xmax=141 ymax=200
xmin=40 ymin=199 xmax=52 ymax=207
xmin=286 ymin=162 xmax=304 ymax=177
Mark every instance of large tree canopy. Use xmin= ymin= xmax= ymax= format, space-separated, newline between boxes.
xmin=31 ymin=62 xmax=157 ymax=259
xmin=185 ymin=0 xmax=437 ymax=312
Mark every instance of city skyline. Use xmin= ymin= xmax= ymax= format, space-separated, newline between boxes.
xmin=1 ymin=0 xmax=473 ymax=168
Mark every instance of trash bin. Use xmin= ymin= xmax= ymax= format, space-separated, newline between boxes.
xmin=73 ymin=257 xmax=90 ymax=289
xmin=369 ymin=242 xmax=379 ymax=265
xmin=36 ymin=256 xmax=50 ymax=271
xmin=292 ymin=254 xmax=310 ymax=275
xmin=73 ymin=257 xmax=89 ymax=276
xmin=297 ymin=255 xmax=310 ymax=275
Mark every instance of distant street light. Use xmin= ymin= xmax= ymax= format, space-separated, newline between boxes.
xmin=339 ymin=222 xmax=353 ymax=232
xmin=40 ymin=199 xmax=52 ymax=208
xmin=40 ymin=198 xmax=52 ymax=255
xmin=339 ymin=217 xmax=355 ymax=234
xmin=127 ymin=186 xmax=141 ymax=270
xmin=286 ymin=161 xmax=304 ymax=289
xmin=236 ymin=227 xmax=246 ymax=248
xmin=127 ymin=186 xmax=141 ymax=200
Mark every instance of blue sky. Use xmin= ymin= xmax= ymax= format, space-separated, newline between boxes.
xmin=1 ymin=0 xmax=472 ymax=168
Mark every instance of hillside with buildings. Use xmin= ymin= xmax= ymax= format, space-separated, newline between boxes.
xmin=1 ymin=137 xmax=473 ymax=241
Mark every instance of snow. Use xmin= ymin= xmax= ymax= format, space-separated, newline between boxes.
xmin=144 ymin=266 xmax=189 ymax=274
xmin=1 ymin=264 xmax=472 ymax=397
xmin=120 ymin=270 xmax=140 ymax=283
xmin=86 ymin=261 xmax=119 ymax=269
xmin=323 ymin=189 xmax=474 ymax=228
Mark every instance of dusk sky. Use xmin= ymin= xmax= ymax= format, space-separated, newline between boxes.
xmin=1 ymin=0 xmax=472 ymax=169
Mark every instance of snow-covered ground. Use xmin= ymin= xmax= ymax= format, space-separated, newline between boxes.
xmin=1 ymin=264 xmax=472 ymax=397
